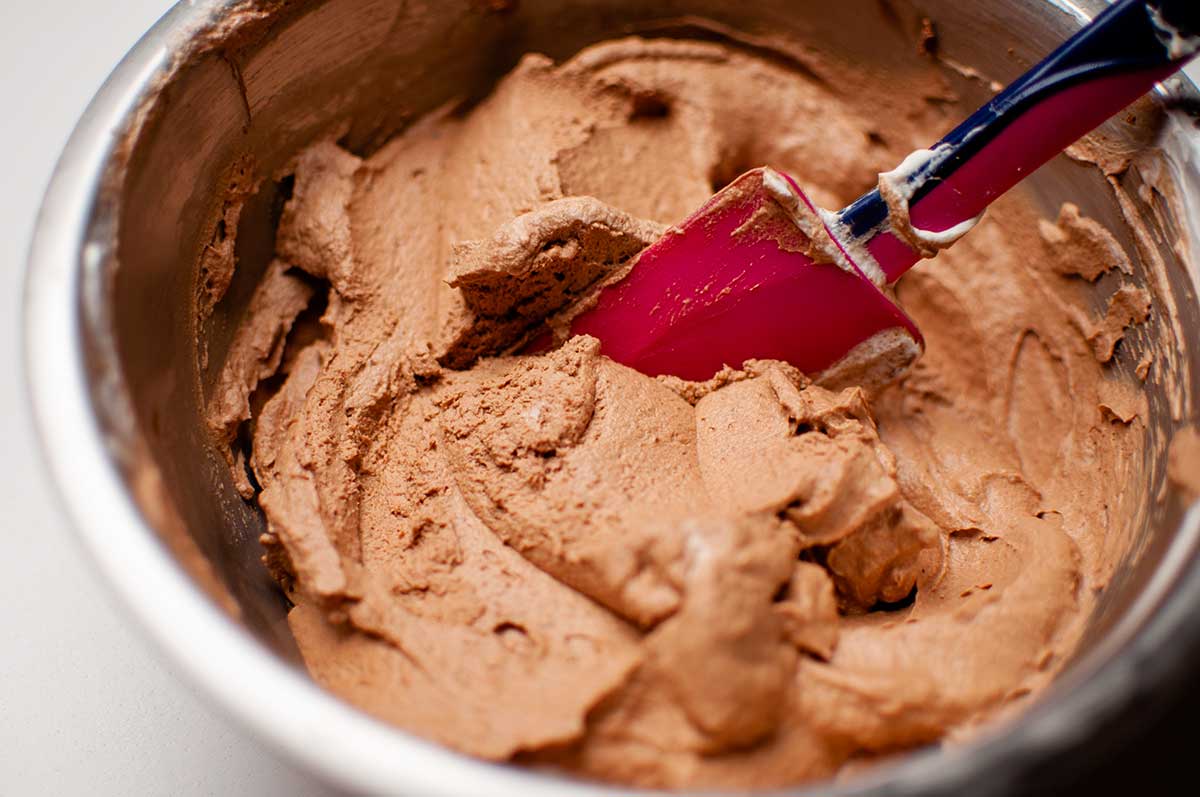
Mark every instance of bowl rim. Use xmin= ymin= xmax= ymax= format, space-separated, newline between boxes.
xmin=21 ymin=1 xmax=1200 ymax=795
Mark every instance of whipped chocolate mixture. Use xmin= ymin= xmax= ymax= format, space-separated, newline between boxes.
xmin=206 ymin=36 xmax=1150 ymax=789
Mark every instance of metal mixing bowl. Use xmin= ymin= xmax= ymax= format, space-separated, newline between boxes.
xmin=23 ymin=0 xmax=1200 ymax=794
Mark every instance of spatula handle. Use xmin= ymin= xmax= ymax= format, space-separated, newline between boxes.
xmin=838 ymin=0 xmax=1198 ymax=285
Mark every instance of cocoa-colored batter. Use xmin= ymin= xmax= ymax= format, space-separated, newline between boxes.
xmin=206 ymin=36 xmax=1149 ymax=790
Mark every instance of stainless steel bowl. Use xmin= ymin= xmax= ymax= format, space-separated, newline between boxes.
xmin=23 ymin=0 xmax=1200 ymax=794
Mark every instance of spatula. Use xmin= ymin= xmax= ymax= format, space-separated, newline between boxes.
xmin=557 ymin=0 xmax=1198 ymax=385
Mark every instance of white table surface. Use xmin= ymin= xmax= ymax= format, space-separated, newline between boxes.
xmin=3 ymin=3 xmax=1199 ymax=795
xmin=0 ymin=3 xmax=334 ymax=794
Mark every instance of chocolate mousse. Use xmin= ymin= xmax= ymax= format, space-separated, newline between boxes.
xmin=204 ymin=35 xmax=1151 ymax=790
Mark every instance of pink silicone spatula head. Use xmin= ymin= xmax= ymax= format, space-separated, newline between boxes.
xmin=569 ymin=169 xmax=922 ymax=384
xmin=559 ymin=0 xmax=1197 ymax=385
